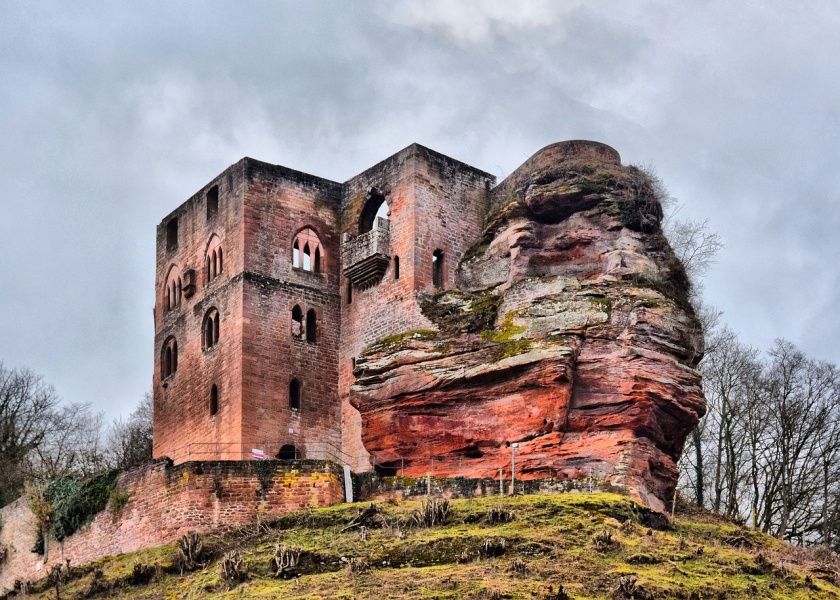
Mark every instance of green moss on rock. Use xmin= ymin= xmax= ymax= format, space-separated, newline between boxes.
xmin=419 ymin=290 xmax=501 ymax=335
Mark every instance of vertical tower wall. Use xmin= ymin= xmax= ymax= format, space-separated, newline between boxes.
xmin=153 ymin=161 xmax=247 ymax=462
xmin=338 ymin=145 xmax=493 ymax=470
xmin=240 ymin=160 xmax=342 ymax=460
xmin=152 ymin=145 xmax=492 ymax=470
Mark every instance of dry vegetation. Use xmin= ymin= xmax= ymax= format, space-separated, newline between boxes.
xmin=6 ymin=492 xmax=840 ymax=599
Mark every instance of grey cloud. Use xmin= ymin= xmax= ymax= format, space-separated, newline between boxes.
xmin=0 ymin=0 xmax=837 ymax=418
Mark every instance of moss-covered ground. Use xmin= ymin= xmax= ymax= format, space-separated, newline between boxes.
xmin=13 ymin=493 xmax=840 ymax=599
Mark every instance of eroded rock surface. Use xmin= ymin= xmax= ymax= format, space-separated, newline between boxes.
xmin=350 ymin=141 xmax=706 ymax=511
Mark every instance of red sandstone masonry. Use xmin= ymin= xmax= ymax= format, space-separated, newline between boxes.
xmin=151 ymin=144 xmax=493 ymax=470
xmin=0 ymin=460 xmax=344 ymax=592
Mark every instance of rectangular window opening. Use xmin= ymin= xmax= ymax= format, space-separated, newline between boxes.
xmin=166 ymin=218 xmax=178 ymax=251
xmin=206 ymin=185 xmax=219 ymax=221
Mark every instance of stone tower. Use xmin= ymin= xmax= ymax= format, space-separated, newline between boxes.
xmin=152 ymin=144 xmax=494 ymax=468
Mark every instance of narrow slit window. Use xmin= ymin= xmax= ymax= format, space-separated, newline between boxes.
xmin=161 ymin=337 xmax=178 ymax=380
xmin=346 ymin=280 xmax=352 ymax=304
xmin=432 ymin=249 xmax=444 ymax=288
xmin=209 ymin=384 xmax=219 ymax=416
xmin=306 ymin=309 xmax=317 ymax=343
xmin=289 ymin=378 xmax=301 ymax=411
xmin=394 ymin=256 xmax=400 ymax=280
xmin=203 ymin=308 xmax=220 ymax=350
xmin=166 ymin=218 xmax=178 ymax=250
xmin=206 ymin=185 xmax=219 ymax=221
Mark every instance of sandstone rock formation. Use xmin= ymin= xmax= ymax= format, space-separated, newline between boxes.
xmin=350 ymin=141 xmax=706 ymax=511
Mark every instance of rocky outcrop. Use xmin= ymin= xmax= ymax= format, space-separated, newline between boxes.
xmin=350 ymin=141 xmax=705 ymax=511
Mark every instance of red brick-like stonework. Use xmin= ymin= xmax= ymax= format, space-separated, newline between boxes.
xmin=0 ymin=460 xmax=344 ymax=593
xmin=350 ymin=142 xmax=706 ymax=511
xmin=150 ymin=140 xmax=704 ymax=511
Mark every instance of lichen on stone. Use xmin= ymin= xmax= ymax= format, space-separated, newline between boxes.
xmin=418 ymin=290 xmax=501 ymax=335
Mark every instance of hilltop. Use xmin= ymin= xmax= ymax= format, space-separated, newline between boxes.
xmin=6 ymin=492 xmax=839 ymax=599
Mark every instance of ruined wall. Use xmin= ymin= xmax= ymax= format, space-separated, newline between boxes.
xmin=0 ymin=460 xmax=344 ymax=593
xmin=240 ymin=160 xmax=342 ymax=459
xmin=337 ymin=145 xmax=493 ymax=470
xmin=153 ymin=161 xmax=247 ymax=462
xmin=350 ymin=141 xmax=706 ymax=511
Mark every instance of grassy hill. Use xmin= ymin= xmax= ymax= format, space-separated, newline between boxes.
xmin=10 ymin=492 xmax=840 ymax=599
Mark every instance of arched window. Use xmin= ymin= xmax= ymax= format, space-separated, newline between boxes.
xmin=161 ymin=337 xmax=178 ymax=380
xmin=359 ymin=188 xmax=388 ymax=234
xmin=205 ymin=235 xmax=223 ymax=285
xmin=303 ymin=243 xmax=311 ymax=271
xmin=289 ymin=378 xmax=301 ymax=411
xmin=432 ymin=249 xmax=444 ymax=288
xmin=306 ymin=309 xmax=317 ymax=343
xmin=291 ymin=305 xmax=303 ymax=338
xmin=203 ymin=307 xmax=220 ymax=350
xmin=164 ymin=266 xmax=183 ymax=311
xmin=278 ymin=444 xmax=299 ymax=460
xmin=209 ymin=384 xmax=219 ymax=416
xmin=292 ymin=228 xmax=324 ymax=273
xmin=393 ymin=256 xmax=400 ymax=280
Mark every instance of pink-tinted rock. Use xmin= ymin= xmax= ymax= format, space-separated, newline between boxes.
xmin=350 ymin=141 xmax=705 ymax=512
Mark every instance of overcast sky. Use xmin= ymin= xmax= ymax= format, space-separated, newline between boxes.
xmin=1 ymin=1 xmax=837 ymax=419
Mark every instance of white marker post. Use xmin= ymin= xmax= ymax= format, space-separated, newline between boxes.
xmin=510 ymin=443 xmax=519 ymax=495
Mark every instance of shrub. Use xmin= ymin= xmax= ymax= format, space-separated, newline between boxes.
xmin=220 ymin=550 xmax=248 ymax=587
xmin=174 ymin=532 xmax=208 ymax=574
xmin=45 ymin=471 xmax=119 ymax=541
xmin=129 ymin=562 xmax=158 ymax=585
xmin=543 ymin=584 xmax=571 ymax=600
xmin=481 ymin=537 xmax=508 ymax=557
xmin=410 ymin=498 xmax=450 ymax=528
xmin=108 ymin=488 xmax=131 ymax=515
xmin=509 ymin=557 xmax=528 ymax=575
xmin=613 ymin=574 xmax=654 ymax=600
xmin=345 ymin=556 xmax=369 ymax=576
xmin=485 ymin=506 xmax=515 ymax=525
xmin=272 ymin=544 xmax=301 ymax=579
xmin=592 ymin=529 xmax=619 ymax=552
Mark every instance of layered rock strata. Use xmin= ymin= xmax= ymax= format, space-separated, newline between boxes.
xmin=350 ymin=141 xmax=706 ymax=511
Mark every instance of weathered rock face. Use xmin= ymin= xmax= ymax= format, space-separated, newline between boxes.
xmin=350 ymin=141 xmax=706 ymax=511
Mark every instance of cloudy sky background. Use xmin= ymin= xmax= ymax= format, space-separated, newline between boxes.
xmin=1 ymin=1 xmax=838 ymax=419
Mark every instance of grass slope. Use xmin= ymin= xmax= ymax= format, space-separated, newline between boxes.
xmin=13 ymin=493 xmax=840 ymax=599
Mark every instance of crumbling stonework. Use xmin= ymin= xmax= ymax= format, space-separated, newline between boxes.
xmin=152 ymin=140 xmax=704 ymax=511
xmin=350 ymin=142 xmax=705 ymax=511
xmin=0 ymin=460 xmax=343 ymax=593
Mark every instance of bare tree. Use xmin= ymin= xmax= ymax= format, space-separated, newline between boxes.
xmin=105 ymin=392 xmax=152 ymax=470
xmin=0 ymin=363 xmax=62 ymax=504
xmin=667 ymin=218 xmax=724 ymax=286
xmin=27 ymin=403 xmax=107 ymax=483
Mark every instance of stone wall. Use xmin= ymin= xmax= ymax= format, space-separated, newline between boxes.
xmin=240 ymin=160 xmax=343 ymax=460
xmin=153 ymin=159 xmax=248 ymax=461
xmin=0 ymin=459 xmax=345 ymax=593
